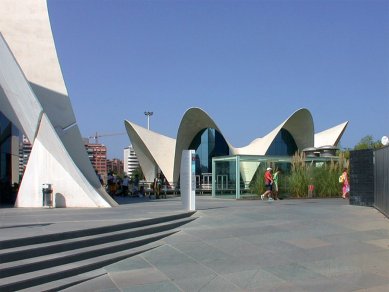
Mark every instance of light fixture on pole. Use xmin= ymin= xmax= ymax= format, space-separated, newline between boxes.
xmin=144 ymin=111 xmax=153 ymax=130
xmin=381 ymin=135 xmax=389 ymax=146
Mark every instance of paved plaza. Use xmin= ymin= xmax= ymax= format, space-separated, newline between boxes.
xmin=1 ymin=196 xmax=388 ymax=291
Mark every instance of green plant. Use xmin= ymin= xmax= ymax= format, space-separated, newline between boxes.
xmin=288 ymin=152 xmax=311 ymax=198
xmin=312 ymin=162 xmax=340 ymax=197
xmin=249 ymin=152 xmax=350 ymax=199
xmin=249 ymin=167 xmax=265 ymax=195
xmin=287 ymin=151 xmax=349 ymax=198
xmin=130 ymin=166 xmax=144 ymax=181
xmin=354 ymin=135 xmax=383 ymax=150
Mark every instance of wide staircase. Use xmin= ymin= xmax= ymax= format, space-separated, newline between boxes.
xmin=0 ymin=211 xmax=196 ymax=291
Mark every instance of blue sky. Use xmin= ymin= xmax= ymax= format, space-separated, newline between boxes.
xmin=48 ymin=0 xmax=389 ymax=159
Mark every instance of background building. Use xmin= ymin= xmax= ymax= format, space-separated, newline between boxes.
xmin=107 ymin=158 xmax=124 ymax=176
xmin=124 ymin=107 xmax=349 ymax=185
xmin=84 ymin=143 xmax=107 ymax=178
xmin=123 ymin=145 xmax=140 ymax=177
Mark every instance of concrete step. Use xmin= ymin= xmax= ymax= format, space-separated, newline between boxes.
xmin=0 ymin=216 xmax=196 ymax=264
xmin=0 ymin=229 xmax=179 ymax=278
xmin=0 ymin=243 xmax=161 ymax=292
xmin=0 ymin=210 xmax=197 ymax=291
xmin=0 ymin=211 xmax=196 ymax=249
xmin=0 ymin=219 xmax=193 ymax=279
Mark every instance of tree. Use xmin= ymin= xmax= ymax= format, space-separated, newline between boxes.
xmin=354 ymin=135 xmax=382 ymax=150
xmin=130 ymin=166 xmax=144 ymax=181
xmin=336 ymin=148 xmax=350 ymax=159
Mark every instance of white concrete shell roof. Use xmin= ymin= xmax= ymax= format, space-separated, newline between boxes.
xmin=0 ymin=0 xmax=117 ymax=207
xmin=124 ymin=120 xmax=176 ymax=183
xmin=234 ymin=108 xmax=314 ymax=155
xmin=173 ymin=108 xmax=234 ymax=183
xmin=315 ymin=121 xmax=349 ymax=148
xmin=125 ymin=107 xmax=348 ymax=184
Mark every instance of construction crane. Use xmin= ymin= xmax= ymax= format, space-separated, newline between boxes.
xmin=88 ymin=132 xmax=126 ymax=144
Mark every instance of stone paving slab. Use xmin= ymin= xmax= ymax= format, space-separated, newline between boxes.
xmin=2 ymin=196 xmax=389 ymax=291
xmin=0 ymin=197 xmax=187 ymax=241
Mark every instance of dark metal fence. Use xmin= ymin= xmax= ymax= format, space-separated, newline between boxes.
xmin=374 ymin=146 xmax=389 ymax=217
xmin=349 ymin=149 xmax=375 ymax=206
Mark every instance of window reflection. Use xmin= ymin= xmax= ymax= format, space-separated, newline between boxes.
xmin=266 ymin=129 xmax=298 ymax=156
xmin=189 ymin=128 xmax=229 ymax=175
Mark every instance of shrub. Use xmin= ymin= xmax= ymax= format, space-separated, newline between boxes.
xmin=287 ymin=151 xmax=349 ymax=198
xmin=312 ymin=163 xmax=338 ymax=197
xmin=288 ymin=152 xmax=311 ymax=198
xmin=249 ymin=167 xmax=265 ymax=196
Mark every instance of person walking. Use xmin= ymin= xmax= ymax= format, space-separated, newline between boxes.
xmin=107 ymin=172 xmax=116 ymax=196
xmin=121 ymin=175 xmax=130 ymax=196
xmin=339 ymin=168 xmax=350 ymax=199
xmin=273 ymin=169 xmax=281 ymax=200
xmin=261 ymin=167 xmax=274 ymax=201
xmin=133 ymin=174 xmax=139 ymax=196
xmin=153 ymin=173 xmax=162 ymax=199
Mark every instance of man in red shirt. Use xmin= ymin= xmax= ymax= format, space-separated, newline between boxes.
xmin=261 ymin=167 xmax=274 ymax=201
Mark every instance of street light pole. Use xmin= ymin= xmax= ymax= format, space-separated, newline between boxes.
xmin=144 ymin=111 xmax=153 ymax=130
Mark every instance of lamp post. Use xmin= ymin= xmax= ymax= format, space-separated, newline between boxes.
xmin=144 ymin=111 xmax=153 ymax=130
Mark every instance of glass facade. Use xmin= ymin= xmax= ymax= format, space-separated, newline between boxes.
xmin=213 ymin=159 xmax=238 ymax=198
xmin=0 ymin=112 xmax=19 ymax=204
xmin=188 ymin=128 xmax=229 ymax=176
xmin=266 ymin=129 xmax=298 ymax=156
xmin=212 ymin=155 xmax=339 ymax=199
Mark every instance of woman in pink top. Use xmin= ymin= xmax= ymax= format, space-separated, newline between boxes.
xmin=340 ymin=168 xmax=350 ymax=199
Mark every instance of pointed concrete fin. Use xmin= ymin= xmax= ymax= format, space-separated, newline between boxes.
xmin=124 ymin=120 xmax=175 ymax=182
xmin=315 ymin=121 xmax=349 ymax=147
xmin=0 ymin=33 xmax=42 ymax=142
xmin=16 ymin=114 xmax=116 ymax=207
